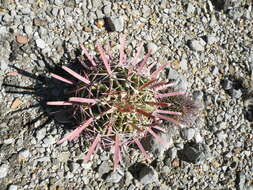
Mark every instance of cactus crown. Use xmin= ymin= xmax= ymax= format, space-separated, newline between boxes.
xmin=47 ymin=35 xmax=192 ymax=170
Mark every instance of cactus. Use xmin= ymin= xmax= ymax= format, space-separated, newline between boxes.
xmin=47 ymin=35 xmax=195 ymax=170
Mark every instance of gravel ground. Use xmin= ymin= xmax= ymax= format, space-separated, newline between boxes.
xmin=0 ymin=0 xmax=253 ymax=189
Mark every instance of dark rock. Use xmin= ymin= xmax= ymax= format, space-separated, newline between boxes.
xmin=229 ymin=88 xmax=242 ymax=99
xmin=210 ymin=0 xmax=226 ymax=11
xmin=222 ymin=79 xmax=233 ymax=90
xmin=221 ymin=76 xmax=245 ymax=99
xmin=139 ymin=165 xmax=159 ymax=185
xmin=178 ymin=142 xmax=210 ymax=164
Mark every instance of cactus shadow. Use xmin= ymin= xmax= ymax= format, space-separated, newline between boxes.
xmin=2 ymin=43 xmax=84 ymax=136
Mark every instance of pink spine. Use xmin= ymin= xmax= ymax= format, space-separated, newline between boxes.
xmin=138 ymin=49 xmax=152 ymax=73
xmin=96 ymin=43 xmax=112 ymax=75
xmin=151 ymin=62 xmax=170 ymax=78
xmin=151 ymin=82 xmax=175 ymax=91
xmin=153 ymin=113 xmax=183 ymax=127
xmin=131 ymin=43 xmax=144 ymax=66
xmin=119 ymin=35 xmax=126 ymax=65
xmin=62 ymin=66 xmax=90 ymax=84
xmin=83 ymin=134 xmax=101 ymax=162
xmin=69 ymin=97 xmax=97 ymax=104
xmin=155 ymin=91 xmax=185 ymax=99
xmin=47 ymin=101 xmax=73 ymax=106
xmin=113 ymin=134 xmax=121 ymax=171
xmin=155 ymin=109 xmax=182 ymax=115
xmin=146 ymin=128 xmax=167 ymax=146
xmin=58 ymin=118 xmax=94 ymax=144
xmin=80 ymin=44 xmax=97 ymax=66
xmin=134 ymin=139 xmax=150 ymax=160
xmin=51 ymin=73 xmax=73 ymax=85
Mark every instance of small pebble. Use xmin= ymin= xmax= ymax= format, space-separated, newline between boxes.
xmin=42 ymin=135 xmax=56 ymax=147
xmin=216 ymin=131 xmax=227 ymax=141
xmin=98 ymin=161 xmax=111 ymax=176
xmin=103 ymin=5 xmax=111 ymax=15
xmin=0 ymin=164 xmax=9 ymax=178
xmin=16 ymin=35 xmax=28 ymax=44
xmin=230 ymin=89 xmax=242 ymax=99
xmin=106 ymin=171 xmax=123 ymax=183
xmin=4 ymin=138 xmax=14 ymax=144
xmin=182 ymin=128 xmax=195 ymax=140
xmin=54 ymin=0 xmax=64 ymax=6
xmin=36 ymin=128 xmax=47 ymax=141
xmin=51 ymin=8 xmax=59 ymax=16
xmin=68 ymin=162 xmax=80 ymax=173
xmin=222 ymin=79 xmax=233 ymax=90
xmin=23 ymin=25 xmax=33 ymax=35
xmin=19 ymin=149 xmax=30 ymax=160
xmin=180 ymin=58 xmax=188 ymax=70
xmin=142 ymin=5 xmax=151 ymax=17
xmin=58 ymin=152 xmax=70 ymax=163
xmin=11 ymin=98 xmax=22 ymax=109
xmin=33 ymin=18 xmax=48 ymax=26
xmin=188 ymin=39 xmax=206 ymax=52
xmin=36 ymin=39 xmax=46 ymax=49
xmin=147 ymin=42 xmax=159 ymax=54
xmin=8 ymin=185 xmax=18 ymax=190
xmin=206 ymin=35 xmax=219 ymax=44
xmin=95 ymin=19 xmax=105 ymax=28
xmin=187 ymin=3 xmax=195 ymax=16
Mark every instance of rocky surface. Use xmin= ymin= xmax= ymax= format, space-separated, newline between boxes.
xmin=0 ymin=0 xmax=253 ymax=189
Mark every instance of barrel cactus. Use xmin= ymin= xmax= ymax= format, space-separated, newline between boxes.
xmin=47 ymin=35 xmax=195 ymax=170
